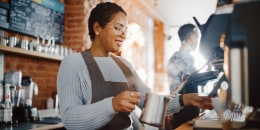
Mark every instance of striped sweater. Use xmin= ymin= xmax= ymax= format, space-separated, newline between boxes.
xmin=57 ymin=53 xmax=182 ymax=130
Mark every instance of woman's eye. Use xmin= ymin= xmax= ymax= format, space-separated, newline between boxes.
xmin=114 ymin=26 xmax=121 ymax=31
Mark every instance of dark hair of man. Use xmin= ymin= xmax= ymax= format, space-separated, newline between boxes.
xmin=88 ymin=2 xmax=127 ymax=40
xmin=178 ymin=23 xmax=196 ymax=43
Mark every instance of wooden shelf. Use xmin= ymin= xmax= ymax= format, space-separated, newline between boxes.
xmin=0 ymin=45 xmax=64 ymax=61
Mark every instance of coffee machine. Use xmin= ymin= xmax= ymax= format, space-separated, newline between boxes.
xmin=12 ymin=76 xmax=38 ymax=122
xmin=0 ymin=70 xmax=22 ymax=124
xmin=194 ymin=1 xmax=260 ymax=129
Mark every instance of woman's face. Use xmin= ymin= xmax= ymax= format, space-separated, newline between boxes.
xmin=98 ymin=12 xmax=128 ymax=53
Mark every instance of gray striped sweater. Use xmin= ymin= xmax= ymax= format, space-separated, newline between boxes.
xmin=57 ymin=53 xmax=182 ymax=130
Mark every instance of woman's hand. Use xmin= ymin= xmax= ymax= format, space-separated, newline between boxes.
xmin=112 ymin=90 xmax=141 ymax=113
xmin=183 ymin=93 xmax=213 ymax=110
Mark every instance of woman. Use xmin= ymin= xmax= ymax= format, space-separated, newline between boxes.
xmin=57 ymin=2 xmax=213 ymax=130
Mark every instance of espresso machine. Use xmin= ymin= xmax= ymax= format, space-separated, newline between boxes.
xmin=0 ymin=70 xmax=22 ymax=124
xmin=0 ymin=71 xmax=38 ymax=124
xmin=193 ymin=1 xmax=260 ymax=129
xmin=12 ymin=76 xmax=38 ymax=122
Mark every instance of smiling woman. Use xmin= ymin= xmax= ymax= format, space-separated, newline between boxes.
xmin=57 ymin=2 xmax=213 ymax=130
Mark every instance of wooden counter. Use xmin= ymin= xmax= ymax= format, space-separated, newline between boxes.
xmin=175 ymin=122 xmax=193 ymax=130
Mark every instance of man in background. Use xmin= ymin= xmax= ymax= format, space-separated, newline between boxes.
xmin=167 ymin=23 xmax=201 ymax=129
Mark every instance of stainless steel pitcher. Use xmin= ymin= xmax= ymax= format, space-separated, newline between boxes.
xmin=139 ymin=79 xmax=189 ymax=128
xmin=139 ymin=92 xmax=170 ymax=128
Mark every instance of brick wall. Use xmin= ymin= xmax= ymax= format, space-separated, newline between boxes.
xmin=4 ymin=54 xmax=60 ymax=109
xmin=63 ymin=0 xmax=90 ymax=51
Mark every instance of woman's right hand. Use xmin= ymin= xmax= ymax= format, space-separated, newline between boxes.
xmin=112 ymin=90 xmax=141 ymax=113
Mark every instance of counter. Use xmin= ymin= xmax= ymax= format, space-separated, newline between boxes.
xmin=0 ymin=117 xmax=65 ymax=130
xmin=0 ymin=122 xmax=65 ymax=130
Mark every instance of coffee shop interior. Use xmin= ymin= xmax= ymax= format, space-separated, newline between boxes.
xmin=0 ymin=0 xmax=260 ymax=129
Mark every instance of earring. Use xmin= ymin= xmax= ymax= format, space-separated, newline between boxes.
xmin=96 ymin=32 xmax=99 ymax=35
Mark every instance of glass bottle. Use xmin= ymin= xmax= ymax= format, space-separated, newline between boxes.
xmin=3 ymin=84 xmax=13 ymax=125
xmin=0 ymin=80 xmax=4 ymax=124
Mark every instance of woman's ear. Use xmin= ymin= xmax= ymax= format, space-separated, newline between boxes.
xmin=93 ymin=22 xmax=100 ymax=35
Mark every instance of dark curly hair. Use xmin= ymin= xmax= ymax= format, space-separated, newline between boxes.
xmin=88 ymin=2 xmax=127 ymax=40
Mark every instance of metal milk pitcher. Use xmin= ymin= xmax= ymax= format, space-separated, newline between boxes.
xmin=140 ymin=92 xmax=170 ymax=128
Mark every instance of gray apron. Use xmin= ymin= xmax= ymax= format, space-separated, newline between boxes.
xmin=81 ymin=50 xmax=136 ymax=130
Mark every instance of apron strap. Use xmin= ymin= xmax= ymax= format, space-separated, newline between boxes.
xmin=111 ymin=55 xmax=136 ymax=91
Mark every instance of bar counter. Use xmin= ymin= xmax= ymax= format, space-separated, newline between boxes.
xmin=0 ymin=117 xmax=65 ymax=130
xmin=0 ymin=122 xmax=65 ymax=130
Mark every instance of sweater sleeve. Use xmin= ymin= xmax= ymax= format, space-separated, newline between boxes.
xmin=57 ymin=54 xmax=116 ymax=130
xmin=119 ymin=57 xmax=183 ymax=113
